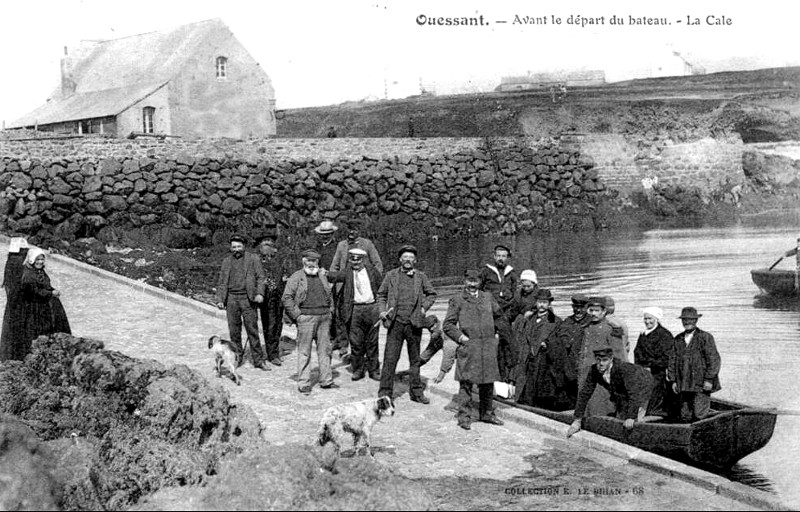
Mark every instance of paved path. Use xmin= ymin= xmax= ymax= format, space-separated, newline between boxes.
xmin=0 ymin=245 xmax=764 ymax=510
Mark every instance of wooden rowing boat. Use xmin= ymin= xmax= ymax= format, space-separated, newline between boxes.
xmin=499 ymin=397 xmax=776 ymax=470
xmin=751 ymin=268 xmax=798 ymax=296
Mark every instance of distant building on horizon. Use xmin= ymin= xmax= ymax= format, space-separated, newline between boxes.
xmin=497 ymin=70 xmax=606 ymax=92
xmin=7 ymin=18 xmax=276 ymax=138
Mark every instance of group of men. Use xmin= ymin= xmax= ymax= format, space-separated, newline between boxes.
xmin=217 ymin=228 xmax=722 ymax=432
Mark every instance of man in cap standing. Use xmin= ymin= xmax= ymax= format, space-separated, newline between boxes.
xmin=567 ymin=345 xmax=653 ymax=438
xmin=330 ymin=221 xmax=383 ymax=360
xmin=283 ymin=249 xmax=336 ymax=394
xmin=377 ymin=244 xmax=437 ymax=404
xmin=443 ymin=269 xmax=505 ymax=430
xmin=216 ymin=235 xmax=267 ymax=370
xmin=554 ymin=294 xmax=591 ymax=406
xmin=256 ymin=233 xmax=288 ymax=367
xmin=478 ymin=244 xmax=519 ymax=383
xmin=578 ymin=296 xmax=628 ymax=416
xmin=323 ymin=248 xmax=383 ymax=381
xmin=668 ymin=307 xmax=721 ymax=422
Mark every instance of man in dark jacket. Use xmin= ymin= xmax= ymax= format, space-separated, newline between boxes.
xmin=567 ymin=346 xmax=653 ymax=438
xmin=478 ymin=244 xmax=519 ymax=383
xmin=256 ymin=233 xmax=288 ymax=367
xmin=324 ymin=248 xmax=383 ymax=381
xmin=668 ymin=307 xmax=721 ymax=422
xmin=553 ymin=294 xmax=591 ymax=406
xmin=216 ymin=235 xmax=267 ymax=370
xmin=443 ymin=269 xmax=505 ymax=430
xmin=377 ymin=245 xmax=437 ymax=403
xmin=515 ymin=289 xmax=566 ymax=410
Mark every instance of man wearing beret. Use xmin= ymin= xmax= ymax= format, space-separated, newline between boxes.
xmin=377 ymin=244 xmax=437 ymax=404
xmin=216 ymin=235 xmax=267 ymax=370
xmin=478 ymin=244 xmax=519 ymax=384
xmin=323 ymin=248 xmax=383 ymax=381
xmin=443 ymin=269 xmax=505 ymax=430
xmin=668 ymin=307 xmax=721 ymax=422
xmin=567 ymin=345 xmax=653 ymax=438
xmin=282 ymin=249 xmax=336 ymax=394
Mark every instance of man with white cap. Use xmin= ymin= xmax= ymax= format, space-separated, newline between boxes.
xmin=478 ymin=244 xmax=519 ymax=383
xmin=634 ymin=307 xmax=673 ymax=418
xmin=329 ymin=220 xmax=383 ymax=361
xmin=323 ymin=247 xmax=383 ymax=381
xmin=313 ymin=221 xmax=339 ymax=270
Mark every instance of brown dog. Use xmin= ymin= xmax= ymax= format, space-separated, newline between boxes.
xmin=208 ymin=335 xmax=241 ymax=385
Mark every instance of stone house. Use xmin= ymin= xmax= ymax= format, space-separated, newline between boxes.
xmin=8 ymin=18 xmax=276 ymax=138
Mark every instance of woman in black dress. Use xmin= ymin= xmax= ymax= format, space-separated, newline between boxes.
xmin=0 ymin=237 xmax=31 ymax=361
xmin=18 ymin=247 xmax=71 ymax=356
xmin=633 ymin=307 xmax=673 ymax=417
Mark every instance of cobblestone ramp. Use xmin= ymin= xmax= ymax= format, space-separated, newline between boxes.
xmin=0 ymin=245 xmax=765 ymax=510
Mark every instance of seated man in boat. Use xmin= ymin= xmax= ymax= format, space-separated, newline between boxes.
xmin=567 ymin=346 xmax=653 ymax=438
xmin=667 ymin=307 xmax=721 ymax=422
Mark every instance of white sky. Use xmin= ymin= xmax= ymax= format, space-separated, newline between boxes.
xmin=1 ymin=0 xmax=797 ymax=125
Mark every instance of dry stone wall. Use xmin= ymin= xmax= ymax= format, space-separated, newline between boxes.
xmin=0 ymin=134 xmax=748 ymax=238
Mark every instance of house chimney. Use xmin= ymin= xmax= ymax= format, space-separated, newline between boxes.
xmin=60 ymin=45 xmax=76 ymax=97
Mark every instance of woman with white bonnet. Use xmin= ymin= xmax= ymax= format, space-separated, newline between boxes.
xmin=18 ymin=247 xmax=71 ymax=358
xmin=633 ymin=306 xmax=673 ymax=418
xmin=0 ymin=237 xmax=31 ymax=360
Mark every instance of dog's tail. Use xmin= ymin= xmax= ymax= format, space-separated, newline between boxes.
xmin=317 ymin=423 xmax=331 ymax=447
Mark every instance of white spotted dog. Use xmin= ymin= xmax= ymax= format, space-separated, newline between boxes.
xmin=208 ymin=335 xmax=241 ymax=385
xmin=317 ymin=396 xmax=395 ymax=455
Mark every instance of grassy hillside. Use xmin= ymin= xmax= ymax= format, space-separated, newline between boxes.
xmin=277 ymin=67 xmax=800 ymax=142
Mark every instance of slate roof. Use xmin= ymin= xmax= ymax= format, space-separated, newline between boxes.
xmin=9 ymin=18 xmax=230 ymax=128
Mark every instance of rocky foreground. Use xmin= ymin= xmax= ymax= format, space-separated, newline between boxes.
xmin=0 ymin=334 xmax=431 ymax=511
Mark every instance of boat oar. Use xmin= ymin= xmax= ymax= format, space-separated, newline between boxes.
xmin=768 ymin=247 xmax=798 ymax=271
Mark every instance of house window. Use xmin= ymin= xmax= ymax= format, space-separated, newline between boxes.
xmin=143 ymin=107 xmax=155 ymax=134
xmin=216 ymin=56 xmax=228 ymax=79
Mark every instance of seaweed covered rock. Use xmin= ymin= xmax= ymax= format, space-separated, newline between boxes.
xmin=0 ymin=415 xmax=60 ymax=511
xmin=0 ymin=333 xmax=265 ymax=510
xmin=132 ymin=445 xmax=433 ymax=511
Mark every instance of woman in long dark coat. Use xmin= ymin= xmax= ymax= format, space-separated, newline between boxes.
xmin=633 ymin=307 xmax=673 ymax=417
xmin=18 ymin=248 xmax=71 ymax=356
xmin=0 ymin=238 xmax=30 ymax=361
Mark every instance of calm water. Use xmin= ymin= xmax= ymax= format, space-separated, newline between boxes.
xmin=397 ymin=219 xmax=800 ymax=508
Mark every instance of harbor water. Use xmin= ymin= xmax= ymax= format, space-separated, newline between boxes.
xmin=405 ymin=217 xmax=800 ymax=508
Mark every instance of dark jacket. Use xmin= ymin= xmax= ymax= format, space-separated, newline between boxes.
xmin=443 ymin=290 xmax=502 ymax=384
xmin=216 ymin=252 xmax=266 ymax=306
xmin=670 ymin=328 xmax=722 ymax=393
xmin=326 ymin=264 xmax=382 ymax=322
xmin=507 ymin=288 xmax=539 ymax=323
xmin=555 ymin=313 xmax=590 ymax=383
xmin=376 ymin=268 xmax=437 ymax=328
xmin=479 ymin=264 xmax=518 ymax=311
xmin=281 ymin=269 xmax=334 ymax=323
xmin=634 ymin=324 xmax=673 ymax=373
xmin=574 ymin=359 xmax=653 ymax=421
xmin=514 ymin=310 xmax=563 ymax=402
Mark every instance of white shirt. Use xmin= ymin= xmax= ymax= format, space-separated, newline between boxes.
xmin=684 ymin=330 xmax=695 ymax=347
xmin=353 ymin=268 xmax=374 ymax=304
xmin=602 ymin=361 xmax=614 ymax=385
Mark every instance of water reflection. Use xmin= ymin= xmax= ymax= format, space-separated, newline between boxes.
xmin=723 ymin=465 xmax=776 ymax=493
xmin=752 ymin=294 xmax=800 ymax=312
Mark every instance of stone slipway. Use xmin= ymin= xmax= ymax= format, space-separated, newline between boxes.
xmin=0 ymin=239 xmax=787 ymax=510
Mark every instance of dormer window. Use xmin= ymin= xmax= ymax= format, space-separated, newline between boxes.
xmin=216 ymin=56 xmax=228 ymax=79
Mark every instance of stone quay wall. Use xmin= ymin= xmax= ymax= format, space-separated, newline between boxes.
xmin=0 ymin=135 xmax=748 ymax=238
